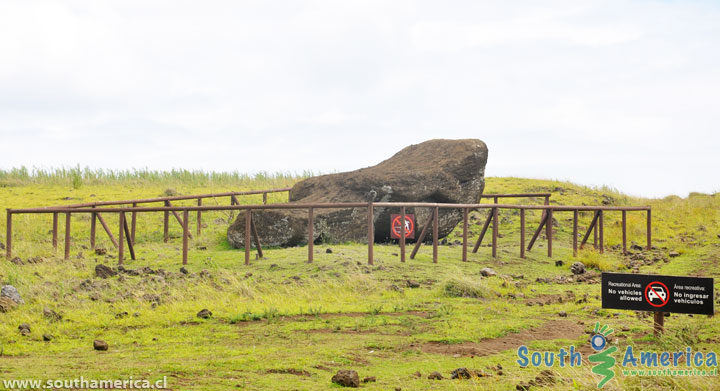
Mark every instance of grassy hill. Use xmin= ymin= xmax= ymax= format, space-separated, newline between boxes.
xmin=0 ymin=172 xmax=718 ymax=390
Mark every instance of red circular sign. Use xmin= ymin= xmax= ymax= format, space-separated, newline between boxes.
xmin=644 ymin=281 xmax=670 ymax=308
xmin=391 ymin=215 xmax=414 ymax=238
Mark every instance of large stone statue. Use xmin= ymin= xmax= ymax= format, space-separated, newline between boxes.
xmin=228 ymin=139 xmax=488 ymax=248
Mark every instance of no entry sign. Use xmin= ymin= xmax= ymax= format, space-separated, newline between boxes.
xmin=602 ymin=272 xmax=714 ymax=315
xmin=390 ymin=214 xmax=415 ymax=239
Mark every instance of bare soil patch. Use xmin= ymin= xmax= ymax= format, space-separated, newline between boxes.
xmin=421 ymin=319 xmax=585 ymax=357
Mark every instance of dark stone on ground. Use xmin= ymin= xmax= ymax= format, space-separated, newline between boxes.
xmin=450 ymin=368 xmax=473 ymax=379
xmin=115 ymin=311 xmax=129 ymax=319
xmin=1 ymin=285 xmax=24 ymax=304
xmin=331 ymin=369 xmax=360 ymax=388
xmin=95 ymin=248 xmax=107 ymax=255
xmin=570 ymin=262 xmax=586 ymax=275
xmin=405 ymin=280 xmax=420 ymax=288
xmin=228 ymin=139 xmax=488 ymax=247
xmin=197 ymin=309 xmax=212 ymax=319
xmin=558 ymin=311 xmax=567 ymax=317
xmin=18 ymin=323 xmax=31 ymax=335
xmin=326 ymin=248 xmax=333 ymax=254
xmin=555 ymin=260 xmax=564 ymax=267
xmin=95 ymin=264 xmax=116 ymax=279
xmin=428 ymin=371 xmax=444 ymax=380
xmin=180 ymin=267 xmax=189 ymax=275
xmin=413 ymin=371 xmax=422 ymax=378
xmin=93 ymin=340 xmax=109 ymax=351
xmin=10 ymin=257 xmax=24 ymax=265
xmin=669 ymin=251 xmax=680 ymax=257
xmin=43 ymin=334 xmax=53 ymax=341
xmin=362 ymin=377 xmax=376 ymax=383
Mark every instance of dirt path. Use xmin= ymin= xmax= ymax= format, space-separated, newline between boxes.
xmin=421 ymin=319 xmax=585 ymax=357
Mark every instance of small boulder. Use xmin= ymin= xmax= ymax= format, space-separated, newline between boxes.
xmin=331 ymin=369 xmax=360 ymax=388
xmin=451 ymin=368 xmax=473 ymax=379
xmin=558 ymin=311 xmax=567 ymax=317
xmin=1 ymin=285 xmax=24 ymax=304
xmin=570 ymin=262 xmax=586 ymax=275
xmin=405 ymin=280 xmax=421 ymax=288
xmin=326 ymin=248 xmax=333 ymax=254
xmin=10 ymin=257 xmax=24 ymax=265
xmin=555 ymin=260 xmax=564 ymax=267
xmin=362 ymin=377 xmax=376 ymax=383
xmin=0 ymin=297 xmax=16 ymax=312
xmin=95 ymin=264 xmax=116 ymax=279
xmin=93 ymin=340 xmax=109 ymax=351
xmin=669 ymin=251 xmax=680 ymax=258
xmin=43 ymin=334 xmax=53 ymax=341
xmin=197 ymin=309 xmax=212 ymax=319
xmin=179 ymin=267 xmax=189 ymax=275
xmin=428 ymin=371 xmax=444 ymax=380
xmin=480 ymin=268 xmax=497 ymax=277
xmin=95 ymin=248 xmax=107 ymax=256
xmin=18 ymin=323 xmax=31 ymax=335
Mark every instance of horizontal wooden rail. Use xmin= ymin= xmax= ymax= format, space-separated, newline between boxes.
xmin=32 ymin=188 xmax=292 ymax=209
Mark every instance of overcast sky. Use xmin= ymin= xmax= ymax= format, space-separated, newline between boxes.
xmin=1 ymin=1 xmax=718 ymax=198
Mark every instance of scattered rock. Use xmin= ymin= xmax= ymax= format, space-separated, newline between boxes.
xmin=197 ymin=309 xmax=212 ymax=319
xmin=0 ymin=297 xmax=16 ymax=312
xmin=428 ymin=371 xmax=444 ymax=380
xmin=10 ymin=257 xmax=24 ymax=265
xmin=412 ymin=371 xmax=422 ymax=378
xmin=450 ymin=368 xmax=473 ymax=380
xmin=115 ymin=311 xmax=129 ymax=319
xmin=43 ymin=334 xmax=53 ymax=341
xmin=362 ymin=377 xmax=376 ymax=383
xmin=94 ymin=248 xmax=107 ymax=256
xmin=93 ymin=340 xmax=109 ymax=351
xmin=18 ymin=323 xmax=31 ymax=335
xmin=669 ymin=251 xmax=680 ymax=258
xmin=331 ymin=369 xmax=360 ymax=388
xmin=179 ymin=267 xmax=189 ymax=275
xmin=326 ymin=248 xmax=333 ymax=254
xmin=480 ymin=268 xmax=497 ymax=277
xmin=570 ymin=262 xmax=586 ymax=275
xmin=554 ymin=260 xmax=564 ymax=267
xmin=95 ymin=264 xmax=116 ymax=279
xmin=43 ymin=307 xmax=62 ymax=321
xmin=405 ymin=280 xmax=420 ymax=288
xmin=558 ymin=311 xmax=567 ymax=318
xmin=1 ymin=285 xmax=24 ymax=304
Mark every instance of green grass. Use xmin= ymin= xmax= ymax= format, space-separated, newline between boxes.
xmin=0 ymin=174 xmax=719 ymax=390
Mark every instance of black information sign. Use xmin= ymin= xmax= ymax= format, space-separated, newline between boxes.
xmin=602 ymin=272 xmax=714 ymax=315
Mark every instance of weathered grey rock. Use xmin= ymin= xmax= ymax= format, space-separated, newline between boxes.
xmin=1 ymin=285 xmax=24 ymax=304
xmin=228 ymin=139 xmax=488 ymax=247
xmin=570 ymin=262 xmax=586 ymax=275
xmin=331 ymin=370 xmax=360 ymax=388
xmin=196 ymin=309 xmax=212 ymax=319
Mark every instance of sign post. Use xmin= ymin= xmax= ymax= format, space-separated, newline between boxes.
xmin=390 ymin=214 xmax=415 ymax=240
xmin=601 ymin=272 xmax=714 ymax=337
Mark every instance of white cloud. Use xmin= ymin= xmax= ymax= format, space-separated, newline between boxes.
xmin=0 ymin=0 xmax=719 ymax=197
